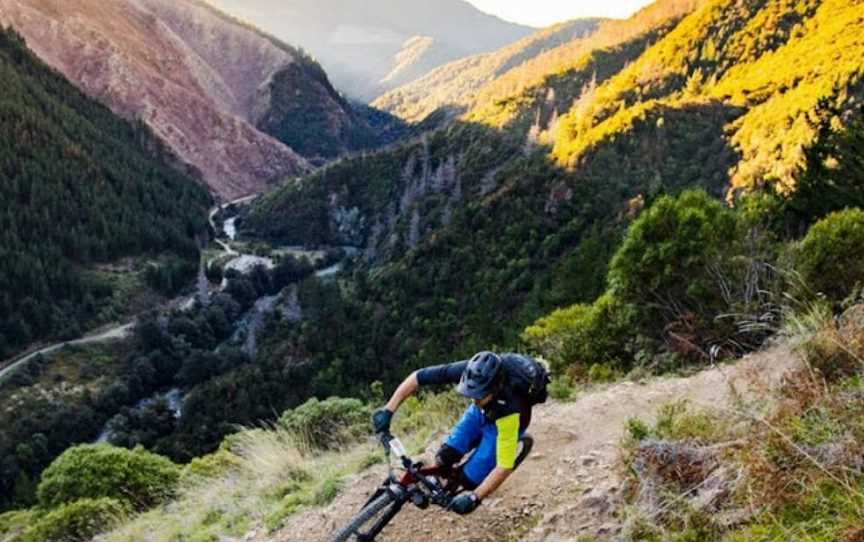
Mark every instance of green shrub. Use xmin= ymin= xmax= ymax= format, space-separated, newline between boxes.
xmin=23 ymin=498 xmax=127 ymax=542
xmin=0 ymin=509 xmax=35 ymax=540
xmin=522 ymin=293 xmax=634 ymax=372
xmin=37 ymin=444 xmax=180 ymax=510
xmin=182 ymin=448 xmax=241 ymax=483
xmin=586 ymin=362 xmax=623 ymax=383
xmin=547 ymin=376 xmax=576 ymax=400
xmin=625 ymin=417 xmax=651 ymax=443
xmin=608 ymin=189 xmax=738 ymax=320
xmin=279 ymin=397 xmax=371 ymax=450
xmin=796 ymin=208 xmax=864 ymax=301
xmin=522 ymin=303 xmax=592 ymax=365
xmin=312 ymin=475 xmax=343 ymax=505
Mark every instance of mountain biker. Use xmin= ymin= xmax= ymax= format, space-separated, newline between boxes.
xmin=372 ymin=351 xmax=548 ymax=516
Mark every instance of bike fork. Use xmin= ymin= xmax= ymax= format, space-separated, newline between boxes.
xmin=356 ymin=500 xmax=403 ymax=542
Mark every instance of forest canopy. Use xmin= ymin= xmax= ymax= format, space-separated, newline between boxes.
xmin=0 ymin=28 xmax=211 ymax=356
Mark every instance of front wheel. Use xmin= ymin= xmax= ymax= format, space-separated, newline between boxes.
xmin=514 ymin=434 xmax=534 ymax=469
xmin=328 ymin=491 xmax=396 ymax=542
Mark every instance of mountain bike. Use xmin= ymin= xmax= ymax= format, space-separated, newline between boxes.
xmin=328 ymin=431 xmax=533 ymax=542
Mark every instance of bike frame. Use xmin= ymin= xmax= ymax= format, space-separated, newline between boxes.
xmin=340 ymin=432 xmax=532 ymax=542
xmin=352 ymin=442 xmax=460 ymax=541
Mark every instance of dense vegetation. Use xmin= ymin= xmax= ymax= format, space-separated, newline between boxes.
xmin=239 ymin=0 xmax=864 ymax=426
xmin=552 ymin=0 xmax=864 ymax=197
xmin=3 ymin=0 xmax=864 ymax=539
xmin=0 ymin=28 xmax=211 ymax=357
xmin=0 ymin=250 xmax=326 ymax=511
xmin=37 ymin=444 xmax=180 ymax=510
xmin=243 ymin=96 xmax=736 ymax=401
xmin=257 ymin=61 xmax=407 ymax=161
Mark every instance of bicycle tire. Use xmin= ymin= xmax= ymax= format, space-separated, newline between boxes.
xmin=328 ymin=492 xmax=396 ymax=542
xmin=514 ymin=435 xmax=534 ymax=469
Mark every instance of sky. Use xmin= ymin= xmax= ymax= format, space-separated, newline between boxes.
xmin=465 ymin=0 xmax=655 ymax=27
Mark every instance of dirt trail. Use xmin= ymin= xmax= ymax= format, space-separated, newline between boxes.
xmin=264 ymin=343 xmax=799 ymax=542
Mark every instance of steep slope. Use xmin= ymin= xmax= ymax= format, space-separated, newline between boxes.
xmin=553 ymin=0 xmax=864 ymax=196
xmin=0 ymin=28 xmax=210 ymax=361
xmin=372 ymin=19 xmax=604 ymax=122
xmin=374 ymin=0 xmax=705 ymax=123
xmin=238 ymin=0 xmax=863 ymax=412
xmin=0 ymin=0 xmax=383 ymax=198
xmin=204 ymin=0 xmax=534 ymax=102
xmin=261 ymin=344 xmax=798 ymax=542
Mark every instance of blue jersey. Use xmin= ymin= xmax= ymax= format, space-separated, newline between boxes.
xmin=416 ymin=355 xmax=533 ymax=431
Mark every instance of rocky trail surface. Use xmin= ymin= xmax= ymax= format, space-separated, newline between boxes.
xmin=258 ymin=343 xmax=799 ymax=542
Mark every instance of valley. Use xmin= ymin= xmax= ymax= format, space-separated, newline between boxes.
xmin=1 ymin=0 xmax=864 ymax=540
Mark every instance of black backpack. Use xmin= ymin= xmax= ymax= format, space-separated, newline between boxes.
xmin=503 ymin=354 xmax=551 ymax=405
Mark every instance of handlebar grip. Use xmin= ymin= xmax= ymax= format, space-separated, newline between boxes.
xmin=377 ymin=431 xmax=394 ymax=451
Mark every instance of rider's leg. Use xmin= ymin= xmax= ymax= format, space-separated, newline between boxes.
xmin=458 ymin=421 xmax=498 ymax=487
xmin=437 ymin=404 xmax=484 ymax=467
xmin=460 ymin=425 xmax=528 ymax=488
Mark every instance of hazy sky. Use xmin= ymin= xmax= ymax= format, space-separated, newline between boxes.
xmin=466 ymin=0 xmax=655 ymax=27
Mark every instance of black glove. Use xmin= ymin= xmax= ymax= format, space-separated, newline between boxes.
xmin=449 ymin=492 xmax=481 ymax=515
xmin=372 ymin=408 xmax=393 ymax=434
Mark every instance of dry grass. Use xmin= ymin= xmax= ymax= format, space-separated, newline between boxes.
xmin=619 ymin=303 xmax=864 ymax=541
xmin=96 ymin=391 xmax=463 ymax=541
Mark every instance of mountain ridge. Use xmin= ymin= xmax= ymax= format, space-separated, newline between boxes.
xmin=0 ymin=0 xmax=391 ymax=198
xmin=204 ymin=0 xmax=534 ymax=102
xmin=374 ymin=0 xmax=705 ymax=123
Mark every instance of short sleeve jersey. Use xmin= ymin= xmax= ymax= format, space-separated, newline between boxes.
xmin=416 ymin=355 xmax=534 ymax=469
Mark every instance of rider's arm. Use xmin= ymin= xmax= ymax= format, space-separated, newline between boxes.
xmin=384 ymin=371 xmax=419 ymax=413
xmin=474 ymin=467 xmax=513 ymax=500
xmin=384 ymin=361 xmax=469 ymax=413
xmin=475 ymin=413 xmax=520 ymax=499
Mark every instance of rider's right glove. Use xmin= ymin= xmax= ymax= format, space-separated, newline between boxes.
xmin=372 ymin=408 xmax=393 ymax=434
xmin=449 ymin=492 xmax=481 ymax=515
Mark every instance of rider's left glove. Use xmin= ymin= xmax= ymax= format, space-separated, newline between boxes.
xmin=449 ymin=492 xmax=481 ymax=515
xmin=372 ymin=408 xmax=393 ymax=434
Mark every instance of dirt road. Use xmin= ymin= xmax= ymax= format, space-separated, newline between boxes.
xmin=264 ymin=343 xmax=799 ymax=542
xmin=0 ymin=323 xmax=135 ymax=384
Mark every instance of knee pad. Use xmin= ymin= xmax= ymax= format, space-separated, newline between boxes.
xmin=435 ymin=444 xmax=464 ymax=468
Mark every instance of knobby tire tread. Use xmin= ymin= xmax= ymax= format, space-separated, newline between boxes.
xmin=328 ymin=492 xmax=395 ymax=542
xmin=514 ymin=435 xmax=533 ymax=469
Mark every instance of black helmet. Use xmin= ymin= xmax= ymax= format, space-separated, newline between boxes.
xmin=457 ymin=352 xmax=502 ymax=400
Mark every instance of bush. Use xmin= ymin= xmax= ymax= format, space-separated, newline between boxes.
xmin=37 ymin=444 xmax=180 ymax=510
xmin=608 ymin=189 xmax=738 ymax=321
xmin=522 ymin=293 xmax=634 ymax=373
xmin=23 ymin=498 xmax=127 ymax=542
xmin=796 ymin=208 xmax=864 ymax=301
xmin=182 ymin=447 xmax=241 ymax=483
xmin=279 ymin=397 xmax=371 ymax=450
xmin=0 ymin=509 xmax=35 ymax=540
xmin=547 ymin=376 xmax=576 ymax=400
xmin=796 ymin=304 xmax=864 ymax=381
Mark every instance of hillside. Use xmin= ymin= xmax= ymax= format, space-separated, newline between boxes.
xmin=372 ymin=18 xmax=604 ymax=123
xmin=0 ymin=0 xmax=391 ymax=198
xmin=373 ymin=0 xmax=705 ymax=123
xmin=2 ymin=0 xmax=864 ymax=540
xmin=551 ymin=0 xmax=864 ymax=197
xmin=204 ymin=0 xmax=534 ymax=102
xmin=239 ymin=0 xmax=864 ymax=411
xmin=261 ymin=344 xmax=798 ymax=542
xmin=0 ymin=28 xmax=210 ymax=374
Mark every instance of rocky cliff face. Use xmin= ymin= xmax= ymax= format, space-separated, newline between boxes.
xmin=0 ymin=0 xmax=363 ymax=199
